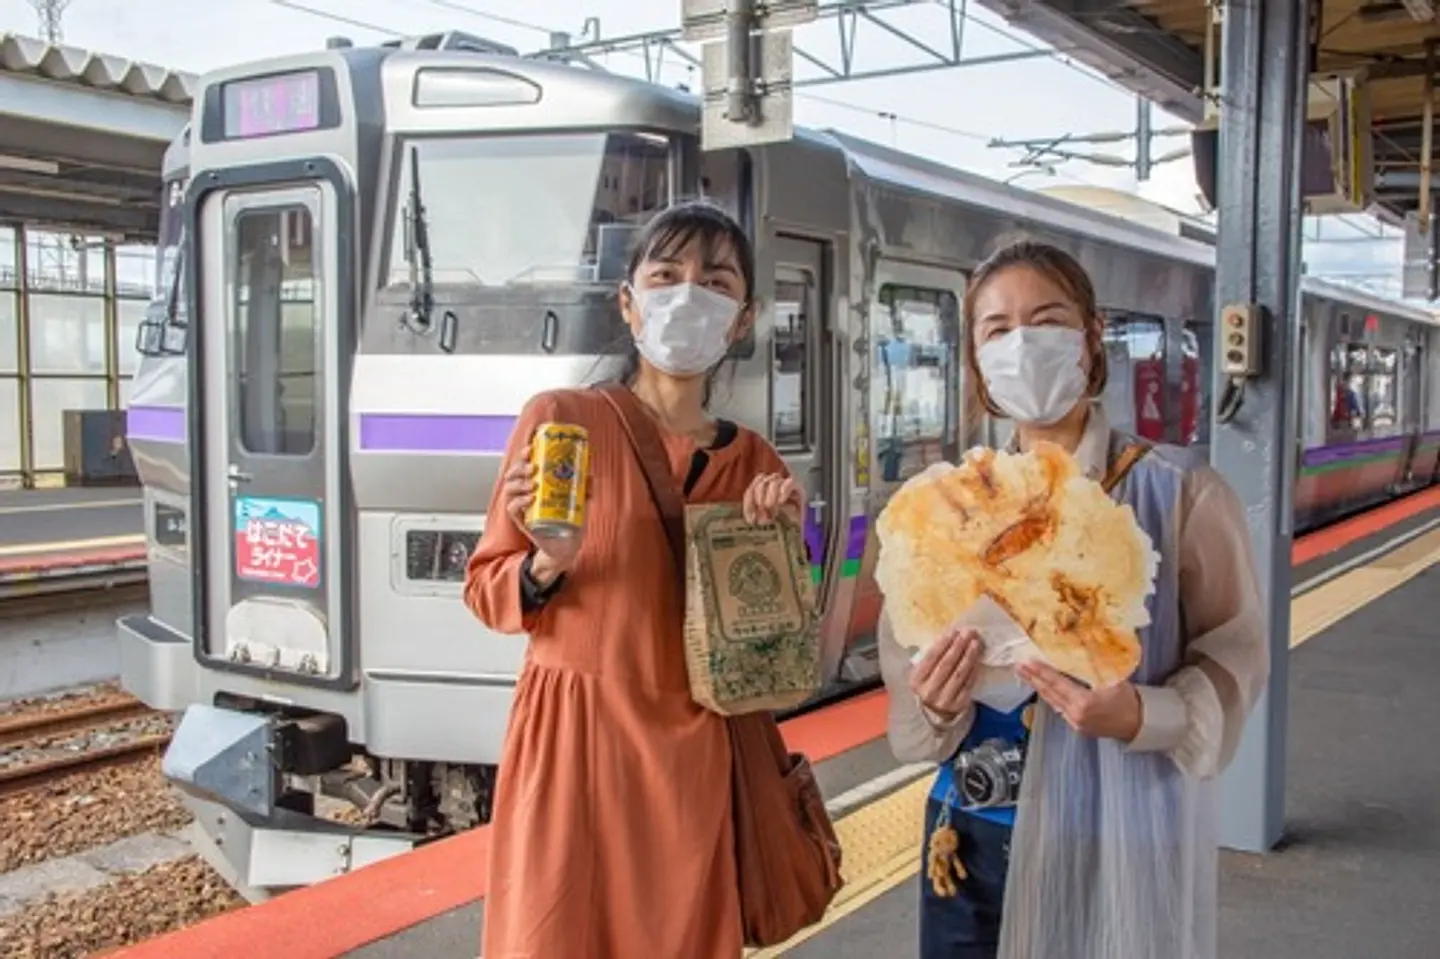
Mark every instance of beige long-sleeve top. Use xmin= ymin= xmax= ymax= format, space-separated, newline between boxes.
xmin=878 ymin=405 xmax=1270 ymax=782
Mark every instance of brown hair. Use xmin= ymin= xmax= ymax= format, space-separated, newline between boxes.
xmin=961 ymin=239 xmax=1109 ymax=417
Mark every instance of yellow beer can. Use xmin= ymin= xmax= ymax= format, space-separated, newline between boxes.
xmin=526 ymin=422 xmax=590 ymax=538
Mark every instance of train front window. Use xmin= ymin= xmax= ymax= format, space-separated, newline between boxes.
xmin=232 ymin=207 xmax=319 ymax=457
xmin=385 ymin=131 xmax=673 ymax=289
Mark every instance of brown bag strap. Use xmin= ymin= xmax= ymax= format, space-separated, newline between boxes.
xmin=593 ymin=382 xmax=686 ymax=574
xmin=1102 ymin=440 xmax=1151 ymax=495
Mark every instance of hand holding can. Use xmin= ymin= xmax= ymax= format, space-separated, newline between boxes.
xmin=501 ymin=422 xmax=590 ymax=572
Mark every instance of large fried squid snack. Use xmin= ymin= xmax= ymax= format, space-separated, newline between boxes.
xmin=875 ymin=443 xmax=1159 ymax=688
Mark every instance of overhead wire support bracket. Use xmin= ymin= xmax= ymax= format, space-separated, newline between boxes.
xmin=530 ymin=0 xmax=1051 ymax=90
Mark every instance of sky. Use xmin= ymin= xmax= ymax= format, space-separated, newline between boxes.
xmin=0 ymin=0 xmax=1413 ymax=295
xmin=0 ymin=0 xmax=1203 ymax=201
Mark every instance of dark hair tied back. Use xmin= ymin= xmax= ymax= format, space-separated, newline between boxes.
xmin=610 ymin=199 xmax=757 ymax=407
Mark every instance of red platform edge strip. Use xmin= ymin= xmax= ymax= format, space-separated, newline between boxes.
xmin=107 ymin=489 xmax=1440 ymax=959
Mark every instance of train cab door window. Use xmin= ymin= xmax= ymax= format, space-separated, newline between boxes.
xmin=234 ymin=208 xmax=318 ymax=456
xmin=1100 ymin=311 xmax=1166 ymax=441
xmin=873 ymin=283 xmax=961 ymax=485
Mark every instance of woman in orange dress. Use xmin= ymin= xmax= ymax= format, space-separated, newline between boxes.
xmin=464 ymin=200 xmax=801 ymax=959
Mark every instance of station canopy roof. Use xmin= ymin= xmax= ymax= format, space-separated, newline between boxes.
xmin=980 ymin=1 xmax=1440 ymax=224
xmin=0 ymin=33 xmax=193 ymax=242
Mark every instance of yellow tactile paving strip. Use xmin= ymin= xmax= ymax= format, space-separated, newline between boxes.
xmin=1290 ymin=529 xmax=1440 ymax=649
xmin=746 ymin=776 xmax=930 ymax=957
xmin=756 ymin=530 xmax=1440 ymax=954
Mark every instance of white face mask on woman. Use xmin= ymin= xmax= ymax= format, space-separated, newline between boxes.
xmin=631 ymin=282 xmax=741 ymax=376
xmin=977 ymin=325 xmax=1089 ymax=425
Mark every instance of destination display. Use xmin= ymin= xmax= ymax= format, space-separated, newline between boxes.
xmin=222 ymin=70 xmax=322 ymax=140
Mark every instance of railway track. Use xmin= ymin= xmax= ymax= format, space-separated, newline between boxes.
xmin=0 ymin=696 xmax=172 ymax=799
xmin=0 ymin=697 xmax=155 ymax=749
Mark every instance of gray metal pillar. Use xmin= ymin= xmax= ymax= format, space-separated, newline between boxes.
xmin=1211 ymin=0 xmax=1311 ymax=853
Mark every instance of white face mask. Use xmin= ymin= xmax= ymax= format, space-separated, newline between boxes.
xmin=977 ymin=325 xmax=1089 ymax=425
xmin=631 ymin=282 xmax=741 ymax=376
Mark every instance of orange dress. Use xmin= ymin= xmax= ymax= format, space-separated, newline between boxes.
xmin=465 ymin=387 xmax=788 ymax=959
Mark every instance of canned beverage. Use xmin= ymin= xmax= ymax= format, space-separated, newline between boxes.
xmin=526 ymin=422 xmax=591 ymax=538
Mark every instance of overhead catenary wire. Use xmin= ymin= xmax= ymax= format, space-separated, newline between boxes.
xmin=266 ymin=0 xmax=1131 ymax=192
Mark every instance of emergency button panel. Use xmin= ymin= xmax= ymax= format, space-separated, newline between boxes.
xmin=1220 ymin=303 xmax=1262 ymax=377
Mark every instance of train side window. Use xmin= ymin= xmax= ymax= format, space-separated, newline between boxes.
xmin=1369 ymin=347 xmax=1398 ymax=433
xmin=1328 ymin=345 xmax=1354 ymax=430
xmin=1345 ymin=344 xmax=1370 ymax=429
xmin=1180 ymin=323 xmax=1208 ymax=446
xmin=1098 ymin=310 xmax=1165 ymax=440
xmin=233 ymin=207 xmax=318 ymax=457
xmin=873 ymin=284 xmax=959 ymax=484
xmin=772 ymin=278 xmax=809 ymax=451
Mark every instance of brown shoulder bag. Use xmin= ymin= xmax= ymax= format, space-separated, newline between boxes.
xmin=594 ymin=383 xmax=844 ymax=947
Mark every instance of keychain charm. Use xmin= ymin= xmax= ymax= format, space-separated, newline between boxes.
xmin=926 ymin=800 xmax=967 ymax=897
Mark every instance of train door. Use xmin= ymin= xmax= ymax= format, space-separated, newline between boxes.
xmin=768 ymin=237 xmax=844 ymax=676
xmin=196 ymin=184 xmax=348 ymax=685
xmin=1399 ymin=336 xmax=1424 ymax=485
xmin=847 ymin=261 xmax=964 ymax=670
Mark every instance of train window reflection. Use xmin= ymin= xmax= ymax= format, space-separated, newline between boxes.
xmin=384 ymin=132 xmax=671 ymax=288
xmin=772 ymin=278 xmax=808 ymax=451
xmin=873 ymin=285 xmax=959 ymax=484
xmin=232 ymin=207 xmax=318 ymax=457
xmin=1181 ymin=322 xmax=1207 ymax=446
xmin=1328 ymin=346 xmax=1359 ymax=430
xmin=1100 ymin=311 xmax=1165 ymax=440
xmin=1369 ymin=347 xmax=1398 ymax=431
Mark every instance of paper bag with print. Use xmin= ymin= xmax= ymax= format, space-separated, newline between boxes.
xmin=684 ymin=503 xmax=821 ymax=716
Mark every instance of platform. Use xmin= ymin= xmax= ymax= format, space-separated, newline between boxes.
xmin=95 ymin=486 xmax=1440 ymax=959
xmin=344 ymin=517 xmax=1440 ymax=959
xmin=0 ymin=487 xmax=143 ymax=570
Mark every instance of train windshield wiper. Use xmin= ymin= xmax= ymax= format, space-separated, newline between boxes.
xmin=164 ymin=236 xmax=185 ymax=328
xmin=405 ymin=145 xmax=435 ymax=330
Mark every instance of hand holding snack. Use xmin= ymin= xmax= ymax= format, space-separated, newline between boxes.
xmin=1016 ymin=660 xmax=1142 ymax=743
xmin=874 ymin=443 xmax=1158 ymax=691
xmin=742 ymin=472 xmax=802 ymax=525
xmin=910 ymin=627 xmax=983 ymax=721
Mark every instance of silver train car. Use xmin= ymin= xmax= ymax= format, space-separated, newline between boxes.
xmin=118 ymin=32 xmax=1440 ymax=895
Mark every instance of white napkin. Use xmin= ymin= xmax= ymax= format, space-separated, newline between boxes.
xmin=911 ymin=594 xmax=1046 ymax=714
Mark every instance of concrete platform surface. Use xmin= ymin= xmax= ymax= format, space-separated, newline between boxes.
xmin=0 ymin=487 xmax=142 ymax=551
xmin=340 ymin=531 xmax=1440 ymax=959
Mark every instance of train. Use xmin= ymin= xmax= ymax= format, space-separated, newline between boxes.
xmin=119 ymin=30 xmax=1440 ymax=897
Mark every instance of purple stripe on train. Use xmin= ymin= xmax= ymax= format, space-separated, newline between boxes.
xmin=358 ymin=414 xmax=517 ymax=453
xmin=804 ymin=513 xmax=868 ymax=563
xmin=1303 ymin=435 xmax=1410 ymax=467
xmin=127 ymin=405 xmax=186 ymax=443
xmin=360 ymin=414 xmax=872 ymax=559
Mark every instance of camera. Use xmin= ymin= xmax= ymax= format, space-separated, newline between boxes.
xmin=953 ymin=737 xmax=1026 ymax=809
